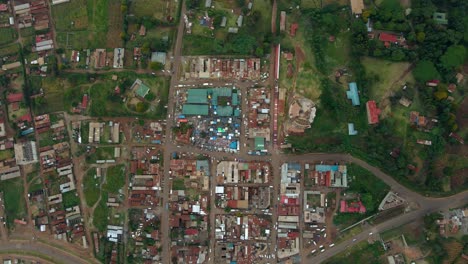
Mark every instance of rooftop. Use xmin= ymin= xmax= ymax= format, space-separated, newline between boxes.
xmin=346 ymin=82 xmax=360 ymax=106
xmin=182 ymin=104 xmax=209 ymax=115
xmin=366 ymin=100 xmax=381 ymax=125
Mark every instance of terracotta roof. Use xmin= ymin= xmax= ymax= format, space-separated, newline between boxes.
xmin=379 ymin=33 xmax=398 ymax=43
xmin=7 ymin=93 xmax=23 ymax=103
xmin=366 ymin=101 xmax=380 ymax=124
xmin=290 ymin=23 xmax=298 ymax=36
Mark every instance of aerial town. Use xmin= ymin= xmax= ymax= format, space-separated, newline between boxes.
xmin=0 ymin=0 xmax=466 ymax=263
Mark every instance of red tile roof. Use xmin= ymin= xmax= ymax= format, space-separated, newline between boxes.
xmin=378 ymin=33 xmax=398 ymax=43
xmin=366 ymin=100 xmax=381 ymax=125
xmin=7 ymin=93 xmax=23 ymax=103
xmin=290 ymin=23 xmax=299 ymax=36
xmin=19 ymin=113 xmax=32 ymax=123
xmin=340 ymin=200 xmax=366 ymax=213
xmin=81 ymin=94 xmax=88 ymax=109
xmin=0 ymin=4 xmax=8 ymax=11
xmin=185 ymin=228 xmax=198 ymax=235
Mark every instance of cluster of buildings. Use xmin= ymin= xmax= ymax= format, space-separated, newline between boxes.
xmin=13 ymin=0 xmax=50 ymax=31
xmin=88 ymin=121 xmax=121 ymax=144
xmin=168 ymin=154 xmax=210 ymax=263
xmin=277 ymin=163 xmax=301 ymax=259
xmin=128 ymin=147 xmax=162 ymax=207
xmin=215 ymin=161 xmax=271 ymax=210
xmin=125 ymin=208 xmax=162 ymax=262
xmin=182 ymin=57 xmax=261 ymax=80
xmin=214 ymin=215 xmax=272 ymax=263
xmin=175 ymin=87 xmax=242 ymax=152
xmin=92 ymin=48 xmax=127 ymax=69
xmin=246 ymin=88 xmax=270 ymax=154
xmin=132 ymin=121 xmax=164 ymax=144
xmin=437 ymin=208 xmax=468 ymax=236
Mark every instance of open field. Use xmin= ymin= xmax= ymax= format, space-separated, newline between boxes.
xmin=0 ymin=177 xmax=26 ymax=227
xmin=86 ymin=147 xmax=115 ymax=163
xmin=0 ymin=149 xmax=14 ymax=160
xmin=83 ymin=168 xmax=101 ymax=207
xmin=129 ymin=0 xmax=178 ymax=21
xmin=106 ymin=0 xmax=124 ymax=48
xmin=53 ymin=0 xmax=123 ymax=49
xmin=324 ymin=241 xmax=384 ymax=264
xmin=62 ymin=191 xmax=81 ymax=208
xmin=33 ymin=77 xmax=65 ymax=114
xmin=325 ymin=31 xmax=352 ymax=71
xmin=0 ymin=28 xmax=16 ymax=45
xmin=92 ymin=191 xmax=109 ymax=231
xmin=362 ymin=57 xmax=414 ymax=101
xmin=103 ymin=164 xmax=126 ymax=194
xmin=0 ymin=44 xmax=20 ymax=57
xmin=52 ymin=0 xmax=88 ymax=30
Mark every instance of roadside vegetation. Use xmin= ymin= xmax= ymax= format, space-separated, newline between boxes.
xmin=333 ymin=164 xmax=390 ymax=228
xmin=287 ymin=0 xmax=468 ymax=195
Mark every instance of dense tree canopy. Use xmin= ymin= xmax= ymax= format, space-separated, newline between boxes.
xmin=413 ymin=60 xmax=440 ymax=82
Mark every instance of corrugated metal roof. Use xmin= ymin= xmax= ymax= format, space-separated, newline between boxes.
xmin=232 ymin=92 xmax=238 ymax=106
xmin=216 ymin=106 xmax=233 ymax=116
xmin=187 ymin=89 xmax=208 ymax=104
xmin=183 ymin=104 xmax=209 ymax=115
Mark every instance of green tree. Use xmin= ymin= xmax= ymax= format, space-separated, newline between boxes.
xmin=413 ymin=60 xmax=440 ymax=83
xmin=416 ymin=32 xmax=426 ymax=43
xmin=255 ymin=47 xmax=264 ymax=57
xmin=150 ymin=62 xmax=163 ymax=71
xmin=136 ymin=102 xmax=148 ymax=112
xmin=440 ymin=45 xmax=466 ymax=70
xmin=391 ymin=49 xmax=405 ymax=61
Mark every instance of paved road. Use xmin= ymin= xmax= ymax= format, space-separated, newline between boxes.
xmin=0 ymin=240 xmax=96 ymax=264
xmin=160 ymin=1 xmax=187 ymax=262
xmin=308 ymin=192 xmax=468 ymax=263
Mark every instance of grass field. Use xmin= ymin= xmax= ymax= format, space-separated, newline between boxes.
xmin=0 ymin=178 xmax=26 ymax=227
xmin=92 ymin=191 xmax=109 ymax=231
xmin=20 ymin=27 xmax=35 ymax=37
xmin=53 ymin=0 xmax=123 ymax=49
xmin=62 ymin=190 xmax=81 ymax=208
xmin=86 ymin=147 xmax=115 ymax=163
xmin=83 ymin=168 xmax=101 ymax=207
xmin=325 ymin=31 xmax=351 ymax=70
xmin=130 ymin=0 xmax=178 ymax=21
xmin=172 ymin=178 xmax=185 ymax=190
xmin=28 ymin=177 xmax=44 ymax=193
xmin=0 ymin=28 xmax=16 ymax=45
xmin=105 ymin=0 xmax=123 ymax=48
xmin=324 ymin=241 xmax=384 ymax=264
xmin=34 ymin=77 xmax=66 ymax=114
xmin=52 ymin=0 xmax=88 ymax=30
xmin=0 ymin=44 xmax=19 ymax=57
xmin=103 ymin=164 xmax=125 ymax=194
xmin=0 ymin=150 xmax=14 ymax=160
xmin=362 ymin=57 xmax=414 ymax=101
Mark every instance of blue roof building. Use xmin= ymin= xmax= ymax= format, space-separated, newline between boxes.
xmin=348 ymin=123 xmax=358 ymax=135
xmin=346 ymin=82 xmax=360 ymax=106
